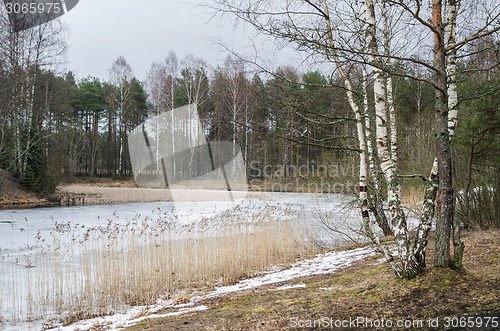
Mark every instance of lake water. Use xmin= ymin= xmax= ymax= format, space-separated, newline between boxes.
xmin=0 ymin=192 xmax=363 ymax=330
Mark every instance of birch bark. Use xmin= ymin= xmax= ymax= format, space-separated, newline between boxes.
xmin=365 ymin=0 xmax=414 ymax=276
xmin=446 ymin=0 xmax=464 ymax=269
xmin=355 ymin=0 xmax=391 ymax=236
xmin=321 ymin=0 xmax=400 ymax=275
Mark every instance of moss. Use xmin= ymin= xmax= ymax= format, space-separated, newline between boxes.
xmin=308 ymin=300 xmax=320 ymax=308
xmin=251 ymin=306 xmax=271 ymax=313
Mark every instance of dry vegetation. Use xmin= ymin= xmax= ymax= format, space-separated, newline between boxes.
xmin=401 ymin=185 xmax=426 ymax=211
xmin=60 ymin=177 xmax=139 ymax=188
xmin=57 ymin=185 xmax=174 ymax=206
xmin=126 ymin=230 xmax=500 ymax=331
xmin=57 ymin=185 xmax=273 ymax=206
xmin=0 ymin=203 xmax=314 ymax=327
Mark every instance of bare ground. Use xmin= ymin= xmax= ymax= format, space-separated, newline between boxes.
xmin=0 ymin=169 xmax=49 ymax=209
xmin=125 ymin=230 xmax=500 ymax=331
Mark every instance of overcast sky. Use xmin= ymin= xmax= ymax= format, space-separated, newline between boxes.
xmin=59 ymin=0 xmax=299 ymax=82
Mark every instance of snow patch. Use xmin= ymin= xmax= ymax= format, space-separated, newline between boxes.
xmin=270 ymin=283 xmax=307 ymax=291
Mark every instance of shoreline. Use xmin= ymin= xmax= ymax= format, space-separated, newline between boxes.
xmin=1 ymin=185 xmax=312 ymax=210
xmin=0 ymin=171 xmax=356 ymax=210
xmin=1 ymin=184 xmax=349 ymax=210
xmin=0 ymin=201 xmax=59 ymax=210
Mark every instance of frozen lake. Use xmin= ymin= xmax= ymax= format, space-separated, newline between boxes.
xmin=0 ymin=192 xmax=363 ymax=259
xmin=0 ymin=192 xmax=364 ymax=330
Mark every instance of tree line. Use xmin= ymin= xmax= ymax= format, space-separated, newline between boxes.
xmin=0 ymin=0 xmax=499 ymax=278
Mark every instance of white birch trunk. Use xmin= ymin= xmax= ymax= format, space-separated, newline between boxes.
xmin=447 ymin=1 xmax=458 ymax=138
xmin=446 ymin=0 xmax=464 ymax=267
xmin=365 ymin=0 xmax=415 ymax=276
xmin=118 ymin=85 xmax=125 ymax=175
xmin=19 ymin=73 xmax=36 ymax=181
xmin=414 ymin=158 xmax=439 ymax=267
xmin=322 ymin=0 xmax=399 ymax=274
xmin=361 ymin=66 xmax=391 ymax=235
xmin=356 ymin=0 xmax=391 ymax=236
xmin=244 ymin=101 xmax=249 ymax=165
xmin=381 ymin=0 xmax=397 ymax=163
xmin=15 ymin=85 xmax=23 ymax=174
xmin=170 ymin=80 xmax=176 ymax=179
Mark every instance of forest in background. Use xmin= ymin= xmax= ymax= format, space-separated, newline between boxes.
xmin=0 ymin=3 xmax=499 ymax=235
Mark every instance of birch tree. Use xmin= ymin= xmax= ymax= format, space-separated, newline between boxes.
xmin=351 ymin=0 xmax=392 ymax=236
xmin=387 ymin=0 xmax=499 ymax=269
xmin=363 ymin=0 xmax=414 ymax=276
xmin=107 ymin=56 xmax=134 ymax=175
xmin=211 ymin=57 xmax=251 ymax=171
xmin=145 ymin=52 xmax=180 ymax=177
xmin=177 ymin=55 xmax=210 ymax=177
xmin=208 ymin=0 xmax=500 ymax=278
xmin=0 ymin=7 xmax=65 ymax=181
xmin=446 ymin=0 xmax=464 ymax=269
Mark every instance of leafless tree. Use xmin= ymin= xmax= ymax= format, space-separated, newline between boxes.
xmin=0 ymin=6 xmax=66 ymax=181
xmin=207 ymin=0 xmax=500 ymax=278
xmin=107 ymin=56 xmax=134 ymax=175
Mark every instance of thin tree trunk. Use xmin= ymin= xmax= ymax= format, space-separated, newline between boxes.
xmin=171 ymin=82 xmax=176 ymax=179
xmin=20 ymin=75 xmax=36 ymax=181
xmin=433 ymin=0 xmax=453 ymax=268
xmin=447 ymin=0 xmax=464 ymax=269
xmin=365 ymin=0 xmax=414 ymax=276
xmin=382 ymin=0 xmax=398 ymax=163
xmin=464 ymin=137 xmax=474 ymax=227
xmin=321 ymin=0 xmax=399 ymax=275
xmin=356 ymin=0 xmax=392 ymax=236
xmin=414 ymin=159 xmax=439 ymax=268
xmin=362 ymin=66 xmax=392 ymax=236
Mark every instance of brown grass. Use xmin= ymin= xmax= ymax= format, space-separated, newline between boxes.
xmin=125 ymin=230 xmax=500 ymax=330
xmin=401 ymin=184 xmax=425 ymax=211
xmin=0 ymin=202 xmax=314 ymax=327
xmin=57 ymin=185 xmax=276 ymax=206
xmin=57 ymin=185 xmax=174 ymax=206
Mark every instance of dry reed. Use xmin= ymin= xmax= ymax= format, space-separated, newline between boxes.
xmin=0 ymin=202 xmax=314 ymax=327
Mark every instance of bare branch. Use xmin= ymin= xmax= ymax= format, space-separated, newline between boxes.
xmin=447 ymin=26 xmax=500 ymax=52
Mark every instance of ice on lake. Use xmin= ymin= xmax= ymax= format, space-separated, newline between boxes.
xmin=0 ymin=192 xmax=366 ymax=330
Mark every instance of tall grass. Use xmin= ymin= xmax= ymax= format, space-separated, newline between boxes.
xmin=0 ymin=202 xmax=314 ymax=327
xmin=58 ymin=185 xmax=252 ymax=206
